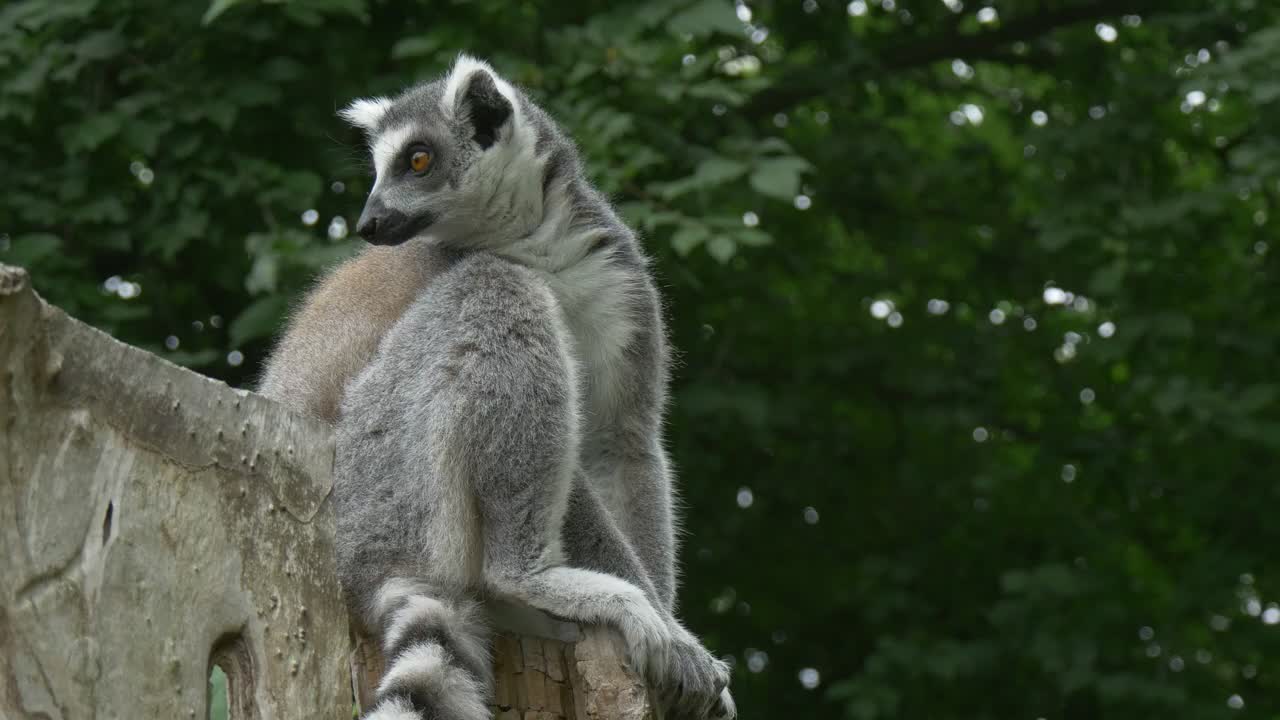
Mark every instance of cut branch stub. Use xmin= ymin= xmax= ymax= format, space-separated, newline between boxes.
xmin=353 ymin=603 xmax=656 ymax=720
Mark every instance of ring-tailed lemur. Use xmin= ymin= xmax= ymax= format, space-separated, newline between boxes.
xmin=258 ymin=55 xmax=735 ymax=720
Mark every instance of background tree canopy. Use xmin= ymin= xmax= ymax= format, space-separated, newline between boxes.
xmin=3 ymin=0 xmax=1279 ymax=717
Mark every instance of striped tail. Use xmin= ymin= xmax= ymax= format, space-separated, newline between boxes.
xmin=364 ymin=580 xmax=493 ymax=720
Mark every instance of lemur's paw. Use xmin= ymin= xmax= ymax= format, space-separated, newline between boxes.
xmin=656 ymin=629 xmax=735 ymax=719
xmin=615 ymin=596 xmax=675 ymax=679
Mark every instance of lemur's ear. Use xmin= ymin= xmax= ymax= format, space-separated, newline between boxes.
xmin=456 ymin=68 xmax=512 ymax=150
xmin=339 ymin=97 xmax=391 ymax=133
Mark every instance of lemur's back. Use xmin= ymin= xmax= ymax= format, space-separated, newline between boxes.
xmin=258 ymin=241 xmax=446 ymax=423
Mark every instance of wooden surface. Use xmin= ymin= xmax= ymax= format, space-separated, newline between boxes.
xmin=0 ymin=262 xmax=655 ymax=720
xmin=353 ymin=605 xmax=655 ymax=720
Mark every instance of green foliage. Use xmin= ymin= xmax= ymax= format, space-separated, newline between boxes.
xmin=208 ymin=665 xmax=227 ymax=720
xmin=4 ymin=1 xmax=1280 ymax=718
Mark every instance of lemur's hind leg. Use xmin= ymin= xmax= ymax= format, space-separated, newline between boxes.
xmin=428 ymin=253 xmax=730 ymax=717
xmin=425 ymin=255 xmax=673 ymax=676
xmin=332 ymin=268 xmax=498 ymax=720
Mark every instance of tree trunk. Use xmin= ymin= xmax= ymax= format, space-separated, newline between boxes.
xmin=0 ymin=263 xmax=653 ymax=720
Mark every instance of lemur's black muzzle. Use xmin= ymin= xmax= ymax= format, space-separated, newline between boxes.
xmin=356 ymin=197 xmax=434 ymax=246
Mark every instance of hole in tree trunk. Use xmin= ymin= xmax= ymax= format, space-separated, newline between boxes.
xmin=101 ymin=501 xmax=114 ymax=545
xmin=209 ymin=632 xmax=258 ymax=720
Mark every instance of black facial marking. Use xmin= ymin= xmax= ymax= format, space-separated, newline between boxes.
xmin=357 ymin=197 xmax=436 ymax=246
xmin=462 ymin=70 xmax=512 ymax=149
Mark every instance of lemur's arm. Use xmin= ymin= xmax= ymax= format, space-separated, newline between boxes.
xmin=563 ymin=471 xmax=661 ymax=603
xmin=615 ymin=447 xmax=679 ymax=610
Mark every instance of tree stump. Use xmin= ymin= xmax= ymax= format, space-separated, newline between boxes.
xmin=0 ymin=263 xmax=654 ymax=720
xmin=352 ymin=600 xmax=655 ymax=719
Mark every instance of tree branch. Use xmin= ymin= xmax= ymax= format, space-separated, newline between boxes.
xmin=745 ymin=0 xmax=1162 ymax=119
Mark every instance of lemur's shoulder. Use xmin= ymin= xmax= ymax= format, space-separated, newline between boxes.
xmin=257 ymin=242 xmax=443 ymax=422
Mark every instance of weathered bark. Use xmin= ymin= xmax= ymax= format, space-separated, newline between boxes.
xmin=0 ymin=263 xmax=351 ymax=719
xmin=0 ymin=263 xmax=653 ymax=720
xmin=352 ymin=626 xmax=654 ymax=719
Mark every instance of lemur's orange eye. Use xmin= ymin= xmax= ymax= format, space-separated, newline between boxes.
xmin=410 ymin=150 xmax=432 ymax=174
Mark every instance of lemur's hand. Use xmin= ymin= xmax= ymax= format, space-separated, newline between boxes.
xmin=655 ymin=624 xmax=736 ymax=719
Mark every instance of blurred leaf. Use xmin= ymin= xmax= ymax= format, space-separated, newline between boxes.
xmin=167 ymin=348 xmax=221 ymax=368
xmin=707 ymin=235 xmax=736 ymax=262
xmin=749 ymin=156 xmax=810 ymax=202
xmin=229 ymin=294 xmax=289 ymax=348
xmin=651 ymin=156 xmax=748 ymax=199
xmin=736 ymin=227 xmax=772 ymax=247
xmin=61 ymin=113 xmax=122 ymax=152
xmin=3 ymin=233 xmax=63 ymax=267
xmin=202 ymin=0 xmax=243 ymax=25
xmin=666 ymin=0 xmax=740 ymax=37
xmin=671 ymin=221 xmax=709 ymax=256
xmin=1235 ymin=385 xmax=1278 ymax=414
xmin=1089 ymin=261 xmax=1126 ymax=295
xmin=391 ymin=35 xmax=441 ymax=60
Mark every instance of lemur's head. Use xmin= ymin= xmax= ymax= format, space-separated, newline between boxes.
xmin=341 ymin=55 xmax=559 ymax=248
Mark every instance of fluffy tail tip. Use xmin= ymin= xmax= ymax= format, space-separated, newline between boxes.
xmin=365 ymin=582 xmax=492 ymax=720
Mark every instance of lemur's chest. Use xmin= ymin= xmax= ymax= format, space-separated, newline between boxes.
xmin=542 ymin=253 xmax=639 ymax=428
